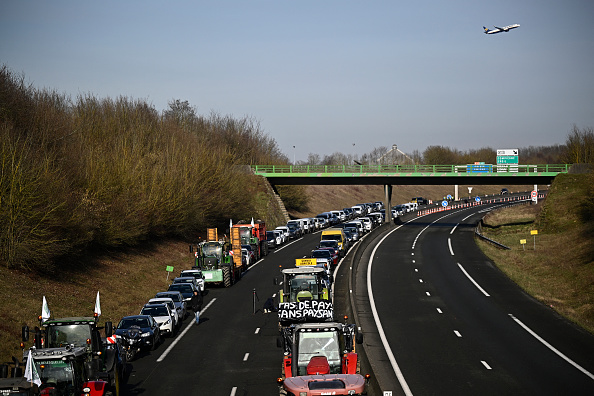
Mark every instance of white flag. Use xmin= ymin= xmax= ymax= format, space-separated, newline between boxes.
xmin=41 ymin=296 xmax=50 ymax=323
xmin=250 ymin=217 xmax=255 ymax=227
xmin=94 ymin=291 xmax=101 ymax=317
xmin=24 ymin=349 xmax=41 ymax=386
xmin=229 ymin=219 xmax=233 ymax=229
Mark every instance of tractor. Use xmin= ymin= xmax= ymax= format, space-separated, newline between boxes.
xmin=21 ymin=315 xmax=123 ymax=396
xmin=22 ymin=345 xmax=112 ymax=396
xmin=278 ymin=267 xmax=331 ymax=306
xmin=233 ymin=221 xmax=268 ymax=261
xmin=277 ymin=321 xmax=364 ymax=379
xmin=194 ymin=228 xmax=243 ymax=287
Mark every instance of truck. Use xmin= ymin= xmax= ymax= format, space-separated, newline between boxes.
xmin=22 ymin=315 xmax=124 ymax=395
xmin=233 ymin=220 xmax=268 ymax=260
xmin=194 ymin=228 xmax=243 ymax=287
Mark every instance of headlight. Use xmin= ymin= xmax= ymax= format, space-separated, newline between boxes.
xmin=165 ymin=319 xmax=171 ymax=324
xmin=141 ymin=332 xmax=151 ymax=338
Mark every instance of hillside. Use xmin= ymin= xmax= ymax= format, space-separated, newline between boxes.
xmin=478 ymin=173 xmax=594 ymax=333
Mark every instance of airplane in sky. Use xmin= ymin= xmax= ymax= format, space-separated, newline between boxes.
xmin=483 ymin=24 xmax=520 ymax=34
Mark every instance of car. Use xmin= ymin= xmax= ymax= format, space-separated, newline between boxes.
xmin=148 ymin=297 xmax=180 ymax=328
xmin=173 ymin=276 xmax=202 ymax=294
xmin=316 ymin=245 xmax=339 ymax=266
xmin=358 ymin=217 xmax=373 ymax=232
xmin=179 ymin=269 xmax=206 ymax=292
xmin=275 ymin=226 xmax=290 ymax=241
xmin=343 ymin=226 xmax=359 ymax=242
xmin=311 ymin=249 xmax=333 ymax=271
xmin=274 ymin=229 xmax=286 ymax=244
xmin=287 ymin=223 xmax=302 ymax=238
xmin=242 ymin=244 xmax=256 ymax=264
xmin=115 ymin=315 xmax=160 ymax=351
xmin=168 ymin=282 xmax=201 ymax=311
xmin=140 ymin=303 xmax=175 ymax=335
xmin=501 ymin=188 xmax=509 ymax=194
xmin=155 ymin=291 xmax=187 ymax=320
xmin=266 ymin=231 xmax=278 ymax=249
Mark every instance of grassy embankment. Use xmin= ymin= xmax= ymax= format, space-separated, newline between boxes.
xmin=478 ymin=173 xmax=594 ymax=333
xmin=0 ymin=66 xmax=295 ymax=364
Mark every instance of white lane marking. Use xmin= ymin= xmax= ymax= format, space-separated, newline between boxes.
xmin=454 ymin=330 xmax=462 ymax=337
xmin=463 ymin=214 xmax=473 ymax=221
xmin=419 ymin=279 xmax=423 ymax=283
xmin=414 ymin=268 xmax=418 ymax=272
xmin=368 ymin=223 xmax=414 ymax=396
xmin=157 ymin=298 xmax=217 ymax=362
xmin=272 ymin=293 xmax=276 ymax=298
xmin=448 ymin=238 xmax=454 ymax=256
xmin=509 ymin=314 xmax=594 ymax=380
xmin=481 ymin=361 xmax=492 ymax=370
xmin=230 ymin=387 xmax=237 ymax=396
xmin=426 ymin=292 xmax=431 ymax=296
xmin=436 ymin=308 xmax=443 ymax=314
xmin=450 ymin=223 xmax=459 ymax=235
xmin=412 ymin=260 xmax=416 ymax=263
xmin=458 ymin=263 xmax=490 ymax=297
xmin=254 ymin=328 xmax=260 ymax=334
xmin=243 ymin=353 xmax=249 ymax=361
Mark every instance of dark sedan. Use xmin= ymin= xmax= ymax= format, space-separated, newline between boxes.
xmin=168 ymin=283 xmax=202 ymax=311
xmin=115 ymin=315 xmax=160 ymax=350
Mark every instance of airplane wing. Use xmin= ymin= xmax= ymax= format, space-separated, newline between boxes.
xmin=494 ymin=26 xmax=505 ymax=30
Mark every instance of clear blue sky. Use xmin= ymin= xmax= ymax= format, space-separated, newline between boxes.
xmin=1 ymin=0 xmax=592 ymax=162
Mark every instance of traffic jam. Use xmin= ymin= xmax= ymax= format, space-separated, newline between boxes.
xmin=2 ymin=199 xmax=426 ymax=396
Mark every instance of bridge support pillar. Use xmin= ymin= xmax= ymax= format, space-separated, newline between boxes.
xmin=384 ymin=184 xmax=393 ymax=223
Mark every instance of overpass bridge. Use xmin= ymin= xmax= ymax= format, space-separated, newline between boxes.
xmin=251 ymin=163 xmax=571 ymax=222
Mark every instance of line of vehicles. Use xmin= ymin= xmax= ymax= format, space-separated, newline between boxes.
xmin=273 ymin=202 xmax=397 ymax=396
xmin=0 ymin=196 xmax=433 ymax=395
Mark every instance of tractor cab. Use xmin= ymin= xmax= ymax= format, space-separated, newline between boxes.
xmin=23 ymin=346 xmax=110 ymax=396
xmin=197 ymin=241 xmax=228 ymax=270
xmin=278 ymin=321 xmax=362 ymax=379
xmin=279 ymin=267 xmax=329 ymax=304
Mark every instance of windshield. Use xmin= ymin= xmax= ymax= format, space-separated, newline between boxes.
xmin=34 ymin=358 xmax=77 ymax=393
xmin=321 ymin=234 xmax=342 ymax=242
xmin=168 ymin=284 xmax=192 ymax=293
xmin=319 ymin=241 xmax=337 ymax=248
xmin=312 ymin=251 xmax=331 ymax=259
xmin=46 ymin=324 xmax=91 ymax=348
xmin=141 ymin=306 xmax=169 ymax=317
xmin=201 ymin=243 xmax=222 ymax=257
xmin=289 ymin=274 xmax=321 ymax=301
xmin=157 ymin=293 xmax=181 ymax=303
xmin=118 ymin=317 xmax=149 ymax=329
xmin=297 ymin=331 xmax=341 ymax=375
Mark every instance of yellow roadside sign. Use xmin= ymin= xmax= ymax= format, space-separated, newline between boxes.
xmin=530 ymin=230 xmax=538 ymax=235
xmin=520 ymin=239 xmax=527 ymax=244
xmin=296 ymin=258 xmax=317 ymax=267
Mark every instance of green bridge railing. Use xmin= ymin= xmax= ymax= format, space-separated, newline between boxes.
xmin=251 ymin=164 xmax=571 ymax=176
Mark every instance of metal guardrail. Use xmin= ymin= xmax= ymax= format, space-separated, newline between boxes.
xmin=251 ymin=164 xmax=571 ymax=175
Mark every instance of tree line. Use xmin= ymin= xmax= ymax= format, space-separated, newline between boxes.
xmin=301 ymin=127 xmax=593 ymax=167
xmin=0 ymin=66 xmax=304 ymax=272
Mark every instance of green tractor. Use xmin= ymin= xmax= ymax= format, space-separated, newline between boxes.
xmin=20 ymin=315 xmax=124 ymax=396
xmin=195 ymin=240 xmax=242 ymax=287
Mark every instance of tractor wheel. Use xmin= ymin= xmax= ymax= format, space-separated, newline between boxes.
xmin=223 ymin=266 xmax=232 ymax=287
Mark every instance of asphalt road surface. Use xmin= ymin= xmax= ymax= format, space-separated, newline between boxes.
xmin=356 ymin=201 xmax=594 ymax=395
xmin=121 ymin=231 xmax=332 ymax=396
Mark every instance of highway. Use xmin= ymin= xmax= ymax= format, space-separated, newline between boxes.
xmin=121 ymin=231 xmax=338 ymax=395
xmin=356 ymin=201 xmax=594 ymax=395
xmin=120 ymin=199 xmax=594 ymax=395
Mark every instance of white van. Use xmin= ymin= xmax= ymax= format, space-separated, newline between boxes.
xmin=351 ymin=206 xmax=363 ymax=216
